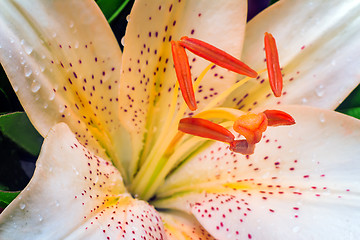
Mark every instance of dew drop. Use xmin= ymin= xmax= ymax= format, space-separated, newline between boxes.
xmin=121 ymin=37 xmax=125 ymax=46
xmin=19 ymin=203 xmax=26 ymax=210
xmin=315 ymin=85 xmax=325 ymax=98
xmin=13 ymin=85 xmax=19 ymax=93
xmin=55 ymin=200 xmax=60 ymax=207
xmin=24 ymin=45 xmax=33 ymax=55
xmin=24 ymin=65 xmax=32 ymax=77
xmin=59 ymin=104 xmax=65 ymax=113
xmin=38 ymin=215 xmax=43 ymax=222
xmin=126 ymin=14 xmax=130 ymax=22
xmin=73 ymin=167 xmax=79 ymax=175
xmin=69 ymin=20 xmax=74 ymax=28
xmin=49 ymin=167 xmax=53 ymax=172
xmin=43 ymin=102 xmax=48 ymax=109
xmin=20 ymin=57 xmax=26 ymax=65
xmin=74 ymin=40 xmax=79 ymax=49
xmin=301 ymin=97 xmax=308 ymax=104
xmin=319 ymin=113 xmax=325 ymax=123
xmin=52 ymin=32 xmax=57 ymax=38
xmin=49 ymin=91 xmax=55 ymax=101
xmin=31 ymin=80 xmax=41 ymax=93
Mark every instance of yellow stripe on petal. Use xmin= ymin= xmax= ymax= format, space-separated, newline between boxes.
xmin=0 ymin=0 xmax=131 ymax=181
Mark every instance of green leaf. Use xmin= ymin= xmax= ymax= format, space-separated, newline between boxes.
xmin=0 ymin=190 xmax=20 ymax=208
xmin=337 ymin=107 xmax=360 ymax=119
xmin=96 ymin=0 xmax=131 ymax=23
xmin=269 ymin=0 xmax=279 ymax=5
xmin=337 ymin=84 xmax=360 ymax=110
xmin=0 ymin=112 xmax=43 ymax=156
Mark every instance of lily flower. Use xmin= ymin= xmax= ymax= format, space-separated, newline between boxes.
xmin=0 ymin=0 xmax=360 ymax=239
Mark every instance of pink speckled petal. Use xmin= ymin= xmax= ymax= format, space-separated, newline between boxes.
xmin=0 ymin=123 xmax=165 ymax=240
xmin=119 ymin=0 xmax=248 ymax=176
xmin=154 ymin=106 xmax=360 ymax=239
xmin=0 ymin=0 xmax=128 ymax=178
xmin=223 ymin=0 xmax=360 ymax=111
xmin=161 ymin=211 xmax=215 ymax=240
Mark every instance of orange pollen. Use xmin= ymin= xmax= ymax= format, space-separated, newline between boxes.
xmin=178 ymin=118 xmax=235 ymax=143
xmin=171 ymin=40 xmax=197 ymax=111
xmin=263 ymin=109 xmax=296 ymax=127
xmin=264 ymin=32 xmax=283 ymax=97
xmin=179 ymin=36 xmax=258 ymax=78
xmin=233 ymin=113 xmax=268 ymax=145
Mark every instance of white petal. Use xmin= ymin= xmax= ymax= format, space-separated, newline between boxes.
xmin=119 ymin=0 xmax=248 ymax=177
xmin=161 ymin=211 xmax=215 ymax=240
xmin=154 ymin=106 xmax=360 ymax=239
xmin=0 ymin=0 xmax=128 ymax=178
xmin=0 ymin=123 xmax=165 ymax=239
xmin=223 ymin=0 xmax=360 ymax=110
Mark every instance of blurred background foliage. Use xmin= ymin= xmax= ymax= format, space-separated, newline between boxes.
xmin=0 ymin=0 xmax=359 ymax=209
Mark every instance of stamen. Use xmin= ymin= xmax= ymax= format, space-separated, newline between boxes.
xmin=263 ymin=110 xmax=296 ymax=127
xmin=179 ymin=36 xmax=258 ymax=78
xmin=178 ymin=118 xmax=235 ymax=143
xmin=171 ymin=40 xmax=197 ymax=111
xmin=229 ymin=140 xmax=255 ymax=155
xmin=233 ymin=113 xmax=268 ymax=144
xmin=264 ymin=32 xmax=283 ymax=97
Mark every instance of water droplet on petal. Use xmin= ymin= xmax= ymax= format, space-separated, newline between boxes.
xmin=19 ymin=203 xmax=26 ymax=210
xmin=52 ymin=32 xmax=57 ymax=38
xmin=319 ymin=113 xmax=325 ymax=123
xmin=38 ymin=215 xmax=43 ymax=222
xmin=13 ymin=85 xmax=19 ymax=92
xmin=24 ymin=45 xmax=33 ymax=55
xmin=43 ymin=102 xmax=48 ymax=109
xmin=31 ymin=80 xmax=41 ymax=93
xmin=315 ymin=84 xmax=325 ymax=97
xmin=59 ymin=105 xmax=65 ymax=113
xmin=74 ymin=41 xmax=79 ymax=49
xmin=20 ymin=57 xmax=26 ymax=65
xmin=24 ymin=65 xmax=32 ymax=77
xmin=55 ymin=200 xmax=60 ymax=207
xmin=49 ymin=91 xmax=55 ymax=101
xmin=126 ymin=14 xmax=130 ymax=22
xmin=301 ymin=97 xmax=308 ymax=104
xmin=69 ymin=20 xmax=74 ymax=28
xmin=121 ymin=37 xmax=125 ymax=46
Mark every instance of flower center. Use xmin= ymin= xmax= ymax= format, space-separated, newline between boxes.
xmin=130 ymin=34 xmax=295 ymax=202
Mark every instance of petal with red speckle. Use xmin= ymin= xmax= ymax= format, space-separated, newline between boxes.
xmin=0 ymin=123 xmax=165 ymax=240
xmin=161 ymin=211 xmax=216 ymax=240
xmin=154 ymin=106 xmax=360 ymax=239
xmin=223 ymin=0 xmax=360 ymax=111
xmin=0 ymin=0 xmax=130 ymax=181
xmin=119 ymin=0 xmax=248 ymax=177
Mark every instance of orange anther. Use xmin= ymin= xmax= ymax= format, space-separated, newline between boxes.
xmin=233 ymin=113 xmax=268 ymax=144
xmin=264 ymin=32 xmax=283 ymax=97
xmin=263 ymin=110 xmax=295 ymax=127
xmin=179 ymin=36 xmax=258 ymax=78
xmin=179 ymin=118 xmax=235 ymax=143
xmin=229 ymin=140 xmax=255 ymax=155
xmin=171 ymin=40 xmax=197 ymax=111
